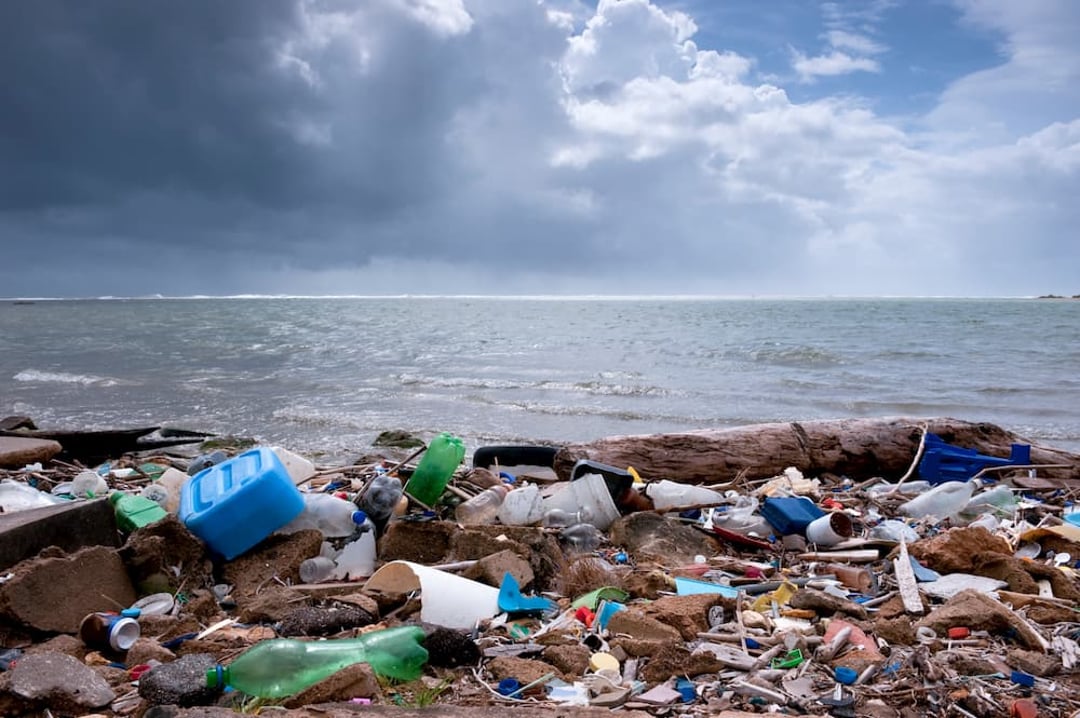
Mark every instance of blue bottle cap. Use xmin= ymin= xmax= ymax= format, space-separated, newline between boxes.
xmin=835 ymin=666 xmax=858 ymax=685
xmin=352 ymin=510 xmax=369 ymax=525
xmin=497 ymin=678 xmax=521 ymax=696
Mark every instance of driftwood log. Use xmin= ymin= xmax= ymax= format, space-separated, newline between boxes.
xmin=553 ymin=417 xmax=1080 ymax=484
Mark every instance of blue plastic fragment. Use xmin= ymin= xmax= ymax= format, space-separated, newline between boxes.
xmin=674 ymin=677 xmax=696 ymax=702
xmin=1011 ymin=670 xmax=1035 ymax=688
xmin=918 ymin=434 xmax=1030 ymax=485
xmin=498 ymin=573 xmax=557 ymax=616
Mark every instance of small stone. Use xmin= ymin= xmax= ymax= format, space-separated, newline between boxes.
xmin=373 ymin=430 xmax=425 ymax=449
xmin=640 ymin=644 xmax=723 ymax=683
xmin=8 ymin=652 xmax=115 ymax=713
xmin=126 ymin=637 xmax=177 ymax=667
xmin=237 ymin=586 xmax=310 ymax=623
xmin=282 ymin=661 xmax=381 ymax=707
xmin=541 ymin=644 xmax=591 ymax=676
xmin=462 ymin=549 xmax=535 ymax=589
xmin=1007 ymin=648 xmax=1061 ymax=677
xmin=423 ymin=626 xmax=482 ymax=668
xmin=788 ymin=588 xmax=869 ymax=620
xmin=486 ymin=656 xmax=559 ymax=685
xmin=138 ymin=653 xmax=222 ymax=707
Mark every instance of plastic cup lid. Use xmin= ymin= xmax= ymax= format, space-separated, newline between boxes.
xmin=130 ymin=593 xmax=175 ymax=616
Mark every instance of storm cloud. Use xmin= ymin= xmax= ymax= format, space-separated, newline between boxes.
xmin=1 ymin=0 xmax=1078 ymax=297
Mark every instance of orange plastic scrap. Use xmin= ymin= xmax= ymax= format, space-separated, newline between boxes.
xmin=823 ymin=619 xmax=884 ymax=663
xmin=1011 ymin=698 xmax=1038 ymax=718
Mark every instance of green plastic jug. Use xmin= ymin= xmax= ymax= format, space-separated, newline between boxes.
xmin=404 ymin=433 xmax=465 ymax=506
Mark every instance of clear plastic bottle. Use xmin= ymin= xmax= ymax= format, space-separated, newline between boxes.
xmin=644 ymin=480 xmax=725 ymax=510
xmin=455 ymin=484 xmax=509 ymax=525
xmin=299 ymin=556 xmax=336 ymax=584
xmin=404 ymin=433 xmax=466 ymax=506
xmin=278 ymin=494 xmax=366 ymax=538
xmin=357 ymin=474 xmax=404 ymax=523
xmin=206 ymin=625 xmax=429 ymax=698
xmin=542 ymin=507 xmax=594 ymax=528
xmin=900 ymin=481 xmax=976 ymax=519
xmin=561 ymin=523 xmax=603 ymax=552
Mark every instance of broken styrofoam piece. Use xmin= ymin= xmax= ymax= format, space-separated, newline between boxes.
xmin=920 ymin=573 xmax=1009 ymax=600
xmin=363 ymin=560 xmax=499 ymax=629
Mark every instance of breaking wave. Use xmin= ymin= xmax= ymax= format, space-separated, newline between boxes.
xmin=13 ymin=369 xmax=120 ymax=387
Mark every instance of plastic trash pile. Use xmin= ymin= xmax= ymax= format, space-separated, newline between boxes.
xmin=0 ymin=427 xmax=1078 ymax=717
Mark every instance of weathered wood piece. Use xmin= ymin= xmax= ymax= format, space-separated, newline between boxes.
xmin=553 ymin=417 xmax=1080 ymax=483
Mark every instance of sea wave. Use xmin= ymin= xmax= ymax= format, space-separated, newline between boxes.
xmin=746 ymin=343 xmax=843 ymax=366
xmin=395 ymin=373 xmax=672 ymax=397
xmin=13 ymin=369 xmax=120 ymax=387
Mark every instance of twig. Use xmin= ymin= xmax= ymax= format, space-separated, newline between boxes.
xmin=890 ymin=422 xmax=929 ymax=494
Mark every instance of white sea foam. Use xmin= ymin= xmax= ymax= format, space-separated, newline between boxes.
xmin=13 ymin=369 xmax=120 ymax=387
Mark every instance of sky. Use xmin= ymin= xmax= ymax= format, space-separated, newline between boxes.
xmin=1 ymin=0 xmax=1078 ymax=298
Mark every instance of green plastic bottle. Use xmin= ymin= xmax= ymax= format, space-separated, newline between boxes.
xmin=206 ymin=625 xmax=428 ymax=699
xmin=109 ymin=491 xmax=168 ymax=532
xmin=404 ymin=433 xmax=465 ymax=506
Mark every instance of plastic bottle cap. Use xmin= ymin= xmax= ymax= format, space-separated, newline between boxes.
xmin=947 ymin=627 xmax=970 ymax=639
xmin=589 ymin=652 xmax=620 ymax=673
xmin=352 ymin=510 xmax=368 ymax=525
xmin=834 ymin=666 xmax=858 ymax=685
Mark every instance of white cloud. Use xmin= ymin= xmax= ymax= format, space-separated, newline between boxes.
xmin=826 ymin=30 xmax=886 ymax=55
xmin=392 ymin=0 xmax=473 ymax=36
xmin=925 ymin=0 xmax=1080 ymax=144
xmin=792 ymin=50 xmax=881 ymax=83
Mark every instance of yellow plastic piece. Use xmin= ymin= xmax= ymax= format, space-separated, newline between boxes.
xmin=750 ymin=581 xmax=798 ymax=614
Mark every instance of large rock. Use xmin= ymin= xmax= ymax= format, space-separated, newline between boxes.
xmin=222 ymin=530 xmax=324 ymax=599
xmin=640 ymin=593 xmax=732 ymax=641
xmin=6 ymin=652 xmax=115 ymax=713
xmin=915 ymin=589 xmax=1047 ymax=651
xmin=908 ymin=526 xmax=1011 ymax=573
xmin=608 ymin=513 xmax=719 ymax=566
xmin=0 ymin=545 xmax=136 ymax=633
xmin=0 ymin=436 xmax=62 ymax=468
xmin=0 ymin=497 xmax=119 ymax=570
xmin=119 ymin=514 xmax=212 ymax=593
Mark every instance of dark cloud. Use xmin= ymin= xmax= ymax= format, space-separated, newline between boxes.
xmin=0 ymin=0 xmax=1077 ymax=297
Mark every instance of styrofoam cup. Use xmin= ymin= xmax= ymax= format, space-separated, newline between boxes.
xmin=805 ymin=512 xmax=853 ymax=546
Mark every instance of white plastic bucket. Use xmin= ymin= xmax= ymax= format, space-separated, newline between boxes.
xmin=541 ymin=473 xmax=620 ymax=531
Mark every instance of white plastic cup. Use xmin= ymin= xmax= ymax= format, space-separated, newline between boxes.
xmin=804 ymin=512 xmax=853 ymax=546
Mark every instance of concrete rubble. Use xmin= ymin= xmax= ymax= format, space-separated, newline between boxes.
xmin=0 ymin=418 xmax=1078 ymax=717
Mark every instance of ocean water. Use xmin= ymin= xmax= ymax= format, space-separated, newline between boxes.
xmin=1 ymin=297 xmax=1078 ymax=461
